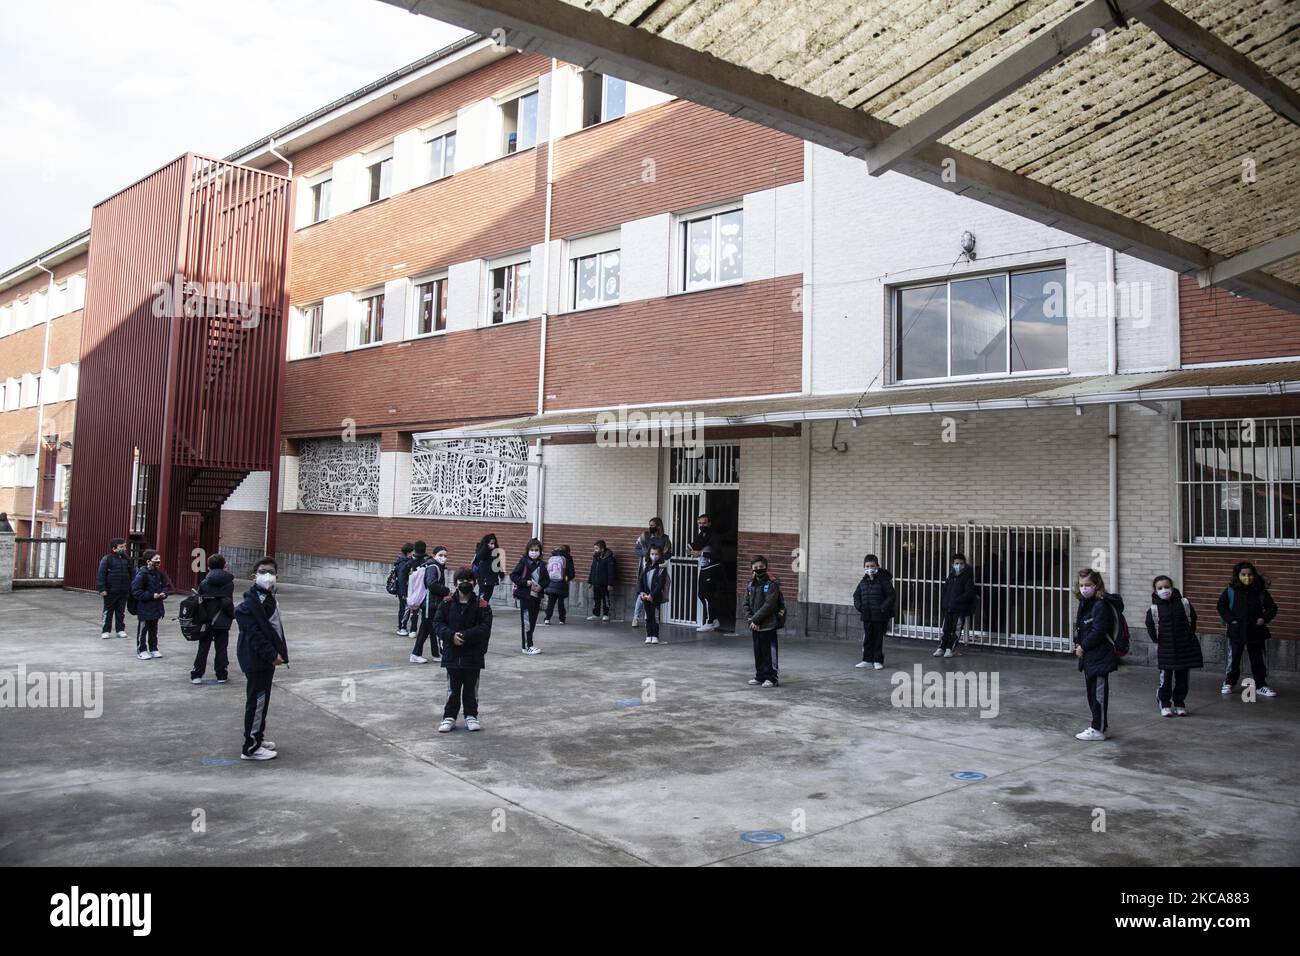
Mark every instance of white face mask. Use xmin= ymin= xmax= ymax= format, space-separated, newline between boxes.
xmin=528 ymin=550 xmax=540 ymax=559
xmin=256 ymin=572 xmax=276 ymax=589
xmin=434 ymin=554 xmax=447 ymax=565
xmin=1157 ymin=587 xmax=1173 ymax=600
xmin=865 ymin=568 xmax=878 ymax=577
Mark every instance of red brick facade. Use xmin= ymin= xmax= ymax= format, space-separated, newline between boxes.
xmin=736 ymin=531 xmax=801 ymax=593
xmin=1179 ymin=275 xmax=1300 ymax=366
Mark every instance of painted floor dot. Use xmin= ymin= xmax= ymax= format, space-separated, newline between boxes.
xmin=950 ymin=771 xmax=987 ymax=781
xmin=201 ymin=757 xmax=236 ymax=767
xmin=741 ymin=830 xmax=786 ymax=844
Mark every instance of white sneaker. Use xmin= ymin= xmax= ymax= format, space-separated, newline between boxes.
xmin=137 ymin=652 xmax=151 ymax=661
xmin=1258 ymin=686 xmax=1278 ymax=698
xmin=631 ymin=618 xmax=640 ymax=628
xmin=521 ymin=647 xmax=531 ymax=655
xmin=397 ymin=628 xmax=409 ymax=637
xmin=150 ymin=650 xmax=163 ymax=658
xmin=542 ymin=619 xmax=551 ymax=626
xmin=761 ymin=680 xmax=775 ymax=688
xmin=873 ymin=663 xmax=883 ymax=670
xmin=101 ymin=632 xmax=113 ymax=640
xmin=1075 ymin=728 xmax=1106 ymax=741
xmin=240 ymin=747 xmax=277 ymax=761
xmin=586 ymin=615 xmax=598 ymax=621
xmin=1160 ymin=706 xmax=1173 ymax=717
xmin=650 ymin=636 xmax=659 ymax=644
xmin=1220 ymin=683 xmax=1233 ymax=694
xmin=645 ymin=636 xmax=653 ymax=644
xmin=409 ymin=654 xmax=427 ymax=664
xmin=117 ymin=630 xmax=129 ymax=638
xmin=190 ymin=677 xmax=203 ymax=685
xmin=601 ymin=615 xmax=609 ymax=622
xmin=696 ymin=622 xmax=719 ymax=632
xmin=748 ymin=678 xmax=761 ymax=685
xmin=466 ymin=716 xmax=482 ymax=732
xmin=528 ymin=646 xmax=542 ymax=655
xmin=943 ymin=649 xmax=955 ymax=658
xmin=931 ymin=648 xmax=943 ymax=657
xmin=1172 ymin=706 xmax=1188 ymax=716
xmin=438 ymin=718 xmax=455 ymax=733
xmin=262 ymin=741 xmax=277 ymax=751
xmin=855 ymin=661 xmax=870 ymax=668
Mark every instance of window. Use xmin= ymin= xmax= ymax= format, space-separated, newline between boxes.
xmin=680 ymin=206 xmax=743 ymax=291
xmin=489 ymin=258 xmax=530 ymax=324
xmin=364 ymin=148 xmax=393 ymax=203
xmin=310 ymin=177 xmax=331 ymax=223
xmin=295 ymin=303 xmax=323 ymax=357
xmin=355 ymin=292 xmax=384 ymax=347
xmin=413 ymin=277 xmax=448 ymax=335
xmin=426 ymin=128 xmax=456 ymax=181
xmin=894 ymin=266 xmax=1068 ymax=383
xmin=571 ymin=245 xmax=620 ymax=310
xmin=1178 ymin=418 xmax=1299 ymax=546
xmin=581 ymin=71 xmax=627 ymax=127
xmin=130 ymin=452 xmax=152 ymax=534
xmin=3 ymin=377 xmax=18 ymax=411
xmin=501 ymin=89 xmax=539 ymax=155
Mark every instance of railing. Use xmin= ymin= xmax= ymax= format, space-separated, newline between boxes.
xmin=13 ymin=537 xmax=66 ymax=584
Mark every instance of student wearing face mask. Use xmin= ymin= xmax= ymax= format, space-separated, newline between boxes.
xmin=689 ymin=513 xmax=721 ymax=633
xmin=935 ymin=552 xmax=978 ymax=658
xmin=235 ymin=557 xmax=289 ymax=761
xmin=744 ymin=556 xmax=783 ymax=686
xmin=473 ymin=533 xmax=505 ymax=604
xmin=434 ymin=568 xmax=494 ymax=733
xmin=510 ymin=539 xmax=549 ymax=654
xmin=638 ymin=545 xmax=669 ymax=645
xmin=409 ymin=546 xmax=450 ymax=664
xmin=631 ymin=518 xmax=670 ymax=628
xmin=1072 ymin=568 xmax=1124 ymax=741
xmin=1144 ymin=575 xmax=1201 ymax=716
xmin=96 ymin=537 xmax=134 ymax=639
xmin=1217 ymin=561 xmax=1279 ymax=698
xmin=130 ymin=549 xmax=172 ymax=661
xmin=853 ymin=554 xmax=895 ymax=670
xmin=586 ymin=540 xmax=617 ymax=622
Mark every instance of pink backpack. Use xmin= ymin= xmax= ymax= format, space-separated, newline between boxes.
xmin=547 ymin=553 xmax=567 ymax=582
xmin=406 ymin=562 xmax=428 ymax=609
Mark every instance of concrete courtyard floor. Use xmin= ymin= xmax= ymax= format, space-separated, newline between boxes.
xmin=1 ymin=582 xmax=1298 ymax=867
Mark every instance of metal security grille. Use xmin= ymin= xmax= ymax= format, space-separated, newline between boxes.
xmin=670 ymin=445 xmax=739 ymax=487
xmin=872 ymin=522 xmax=1074 ymax=652
xmin=668 ymin=489 xmax=702 ymax=625
xmin=1176 ymin=418 xmax=1299 ymax=547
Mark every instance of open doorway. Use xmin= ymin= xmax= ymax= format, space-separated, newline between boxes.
xmin=704 ymin=490 xmax=738 ymax=632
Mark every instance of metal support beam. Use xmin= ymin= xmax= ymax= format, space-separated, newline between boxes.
xmin=1134 ymin=1 xmax=1300 ymax=127
xmin=385 ymin=0 xmax=1300 ymax=316
xmin=1198 ymin=228 xmax=1300 ymax=288
xmin=865 ymin=0 xmax=1158 ymax=176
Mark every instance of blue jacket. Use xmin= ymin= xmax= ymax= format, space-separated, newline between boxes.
xmin=96 ymin=551 xmax=134 ymax=594
xmin=130 ymin=567 xmax=171 ymax=621
xmin=235 ymin=586 xmax=289 ymax=674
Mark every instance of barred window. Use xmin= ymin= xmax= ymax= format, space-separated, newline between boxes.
xmin=1178 ymin=418 xmax=1299 ymax=546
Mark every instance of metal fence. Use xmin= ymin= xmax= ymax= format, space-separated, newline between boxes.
xmin=872 ymin=522 xmax=1074 ymax=652
xmin=13 ymin=537 xmax=66 ymax=583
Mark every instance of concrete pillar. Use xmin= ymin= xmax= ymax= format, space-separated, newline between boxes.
xmin=0 ymin=513 xmax=14 ymax=592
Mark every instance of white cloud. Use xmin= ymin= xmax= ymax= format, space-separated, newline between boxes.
xmin=0 ymin=0 xmax=470 ymax=267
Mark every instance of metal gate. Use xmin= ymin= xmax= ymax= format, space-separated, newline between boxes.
xmin=666 ymin=445 xmax=739 ymax=625
xmin=872 ymin=522 xmax=1074 ymax=652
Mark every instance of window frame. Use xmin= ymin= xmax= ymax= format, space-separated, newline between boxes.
xmin=890 ymin=264 xmax=1070 ymax=386
xmin=674 ymin=201 xmax=745 ymax=294
xmin=307 ymin=170 xmax=332 ymax=224
xmin=566 ymin=231 xmax=622 ymax=312
xmin=352 ymin=289 xmax=386 ymax=350
xmin=409 ymin=273 xmax=450 ymax=338
xmin=422 ymin=118 xmax=457 ymax=184
xmin=362 ymin=145 xmax=395 ymax=205
xmin=486 ymin=252 xmax=533 ymax=326
xmin=291 ymin=302 xmax=324 ymax=360
xmin=498 ymin=85 xmax=540 ymax=157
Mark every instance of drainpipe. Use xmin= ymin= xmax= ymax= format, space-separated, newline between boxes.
xmin=30 ymin=259 xmax=56 ymax=541
xmin=532 ymin=59 xmax=559 ymax=542
xmin=1105 ymin=247 xmax=1119 ymax=593
xmin=264 ymin=138 xmax=293 ymax=557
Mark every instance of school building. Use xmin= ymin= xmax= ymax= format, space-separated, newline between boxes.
xmin=4 ymin=35 xmax=1297 ymax=669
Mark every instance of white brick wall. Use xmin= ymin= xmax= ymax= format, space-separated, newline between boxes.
xmin=738 ymin=436 xmax=801 ymax=533
xmin=222 ymin=471 xmax=270 ymax=512
xmin=541 ymin=442 xmax=659 ymax=525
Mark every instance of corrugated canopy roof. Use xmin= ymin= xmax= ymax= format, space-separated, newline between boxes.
xmin=415 ymin=362 xmax=1300 ymax=438
xmin=390 ymin=0 xmax=1300 ymax=313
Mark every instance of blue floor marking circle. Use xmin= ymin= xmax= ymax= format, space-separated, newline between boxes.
xmin=201 ymin=757 xmax=236 ymax=767
xmin=741 ymin=830 xmax=785 ymax=844
xmin=950 ymin=770 xmax=987 ymax=781
xmin=615 ymin=699 xmax=642 ymax=708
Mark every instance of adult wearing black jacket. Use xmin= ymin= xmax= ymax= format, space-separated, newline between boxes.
xmin=96 ymin=537 xmax=134 ymax=639
xmin=690 ymin=514 xmax=721 ymax=632
xmin=192 ymin=554 xmax=236 ymax=684
xmin=1216 ymin=560 xmax=1279 ymax=698
xmin=1144 ymin=575 xmax=1201 ymax=716
xmin=935 ymin=553 xmax=978 ymax=656
xmin=852 ymin=555 xmax=895 ymax=669
xmin=235 ymin=557 xmax=289 ymax=761
xmin=130 ymin=550 xmax=172 ymax=660
xmin=473 ymin=534 xmax=505 ymax=603
xmin=434 ymin=568 xmax=494 ymax=732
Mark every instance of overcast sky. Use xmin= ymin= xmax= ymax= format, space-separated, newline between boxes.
xmin=0 ymin=0 xmax=470 ymax=270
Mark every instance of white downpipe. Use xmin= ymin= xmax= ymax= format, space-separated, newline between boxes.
xmin=532 ymin=58 xmax=559 ymax=541
xmin=1106 ymin=246 xmax=1117 ymax=376
xmin=29 ymin=259 xmax=56 ymax=539
xmin=1105 ymin=248 xmax=1119 ymax=594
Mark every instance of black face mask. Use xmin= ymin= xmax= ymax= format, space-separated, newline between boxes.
xmin=752 ymin=568 xmax=767 ymax=579
xmin=457 ymin=582 xmax=474 ymax=594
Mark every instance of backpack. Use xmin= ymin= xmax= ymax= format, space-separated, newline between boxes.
xmin=406 ymin=561 xmax=429 ymax=610
xmin=547 ymin=553 xmax=567 ymax=582
xmin=775 ymin=591 xmax=788 ymax=630
xmin=1150 ymin=598 xmax=1193 ymax=640
xmin=385 ymin=562 xmax=401 ymax=596
xmin=1106 ymin=602 xmax=1131 ymax=657
xmin=178 ymin=589 xmax=209 ymax=642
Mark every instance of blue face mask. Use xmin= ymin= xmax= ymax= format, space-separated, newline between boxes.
xmin=952 ymin=564 xmax=964 ymax=573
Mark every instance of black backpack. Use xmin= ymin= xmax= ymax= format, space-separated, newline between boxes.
xmin=178 ymin=590 xmax=210 ymax=641
xmin=385 ymin=563 xmax=401 ymax=595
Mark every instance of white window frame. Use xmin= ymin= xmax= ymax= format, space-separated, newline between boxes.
xmin=498 ymin=85 xmax=540 ymax=158
xmin=890 ymin=264 xmax=1071 ymax=387
xmin=566 ymin=230 xmax=621 ymax=312
xmin=362 ymin=144 xmax=395 ymax=205
xmin=307 ymin=169 xmax=333 ymax=224
xmin=486 ymin=252 xmax=532 ymax=326
xmin=409 ymin=273 xmax=450 ymax=338
xmin=290 ymin=302 xmax=324 ymax=360
xmin=674 ymin=201 xmax=744 ymax=294
xmin=422 ymin=118 xmax=457 ymax=184
xmin=351 ymin=289 xmax=386 ymax=350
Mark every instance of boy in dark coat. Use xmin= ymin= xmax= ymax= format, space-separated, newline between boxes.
xmin=637 ymin=544 xmax=669 ymax=645
xmin=586 ymin=540 xmax=617 ymax=621
xmin=96 ymin=537 xmax=134 ymax=639
xmin=1073 ymin=568 xmax=1123 ymax=741
xmin=853 ymin=554 xmax=895 ymax=669
xmin=130 ymin=550 xmax=172 ymax=660
xmin=1144 ymin=575 xmax=1201 ymax=716
xmin=935 ymin=552 xmax=977 ymax=657
xmin=1217 ymin=560 xmax=1279 ymax=698
xmin=235 ymin=556 xmax=289 ymax=761
xmin=434 ymin=568 xmax=494 ymax=733
xmin=744 ymin=556 xmax=782 ymax=686
xmin=393 ymin=543 xmax=415 ymax=636
xmin=192 ymin=554 xmax=236 ymax=684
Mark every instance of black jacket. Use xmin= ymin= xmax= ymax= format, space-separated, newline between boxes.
xmin=130 ymin=567 xmax=172 ymax=621
xmin=96 ymin=551 xmax=134 ymax=594
xmin=853 ymin=570 xmax=895 ymax=623
xmin=421 ymin=560 xmax=450 ymax=610
xmin=1075 ymin=593 xmax=1123 ymax=677
xmin=235 ymin=586 xmax=289 ymax=674
xmin=394 ymin=554 xmax=414 ymax=598
xmin=588 ymin=549 xmax=617 ymax=587
xmin=434 ymin=593 xmax=493 ymax=669
xmin=1144 ymin=588 xmax=1202 ymax=670
xmin=638 ymin=560 xmax=669 ymax=606
xmin=939 ymin=565 xmax=978 ymax=616
xmin=544 ymin=549 xmax=571 ymax=596
xmin=473 ymin=542 xmax=505 ymax=586
xmin=511 ymin=554 xmax=549 ymax=600
xmin=197 ymin=569 xmax=237 ymax=630
xmin=1217 ymin=582 xmax=1278 ymax=644
xmin=745 ymin=573 xmax=782 ymax=629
